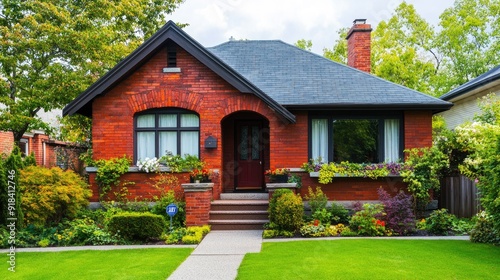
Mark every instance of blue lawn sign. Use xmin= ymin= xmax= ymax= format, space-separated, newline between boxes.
xmin=166 ymin=203 xmax=178 ymax=232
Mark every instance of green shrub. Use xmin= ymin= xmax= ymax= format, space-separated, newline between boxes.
xmin=20 ymin=166 xmax=91 ymax=226
xmin=37 ymin=239 xmax=50 ymax=247
xmin=470 ymin=211 xmax=500 ymax=245
xmin=94 ymin=156 xmax=131 ymax=199
xmin=164 ymin=227 xmax=187 ymax=244
xmin=304 ymin=186 xmax=328 ymax=214
xmin=426 ymin=209 xmax=454 ymax=235
xmin=57 ymin=217 xmax=121 ymax=246
xmin=330 ymin=202 xmax=350 ymax=225
xmin=262 ymin=229 xmax=294 ymax=238
xmin=164 ymin=225 xmax=210 ymax=244
xmin=108 ymin=212 xmax=167 ymax=241
xmin=268 ymin=189 xmax=293 ymax=223
xmin=312 ymin=208 xmax=331 ymax=225
xmin=270 ymin=192 xmax=304 ymax=232
xmin=349 ymin=203 xmax=386 ymax=236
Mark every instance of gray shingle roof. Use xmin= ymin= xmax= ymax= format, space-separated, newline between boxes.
xmin=208 ymin=40 xmax=451 ymax=110
xmin=440 ymin=65 xmax=500 ymax=101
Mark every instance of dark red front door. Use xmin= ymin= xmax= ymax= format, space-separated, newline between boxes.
xmin=236 ymin=121 xmax=264 ymax=191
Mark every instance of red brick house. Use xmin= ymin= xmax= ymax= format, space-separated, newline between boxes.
xmin=63 ymin=20 xmax=451 ymax=226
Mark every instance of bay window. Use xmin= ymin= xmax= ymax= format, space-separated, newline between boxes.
xmin=310 ymin=113 xmax=402 ymax=163
xmin=135 ymin=109 xmax=199 ymax=160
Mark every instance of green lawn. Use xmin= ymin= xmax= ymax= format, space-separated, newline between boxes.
xmin=237 ymin=240 xmax=500 ymax=280
xmin=2 ymin=248 xmax=193 ymax=280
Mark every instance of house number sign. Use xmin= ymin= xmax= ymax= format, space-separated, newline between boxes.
xmin=166 ymin=203 xmax=178 ymax=232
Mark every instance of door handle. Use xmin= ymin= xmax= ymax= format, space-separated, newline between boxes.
xmin=260 ymin=161 xmax=262 ymax=165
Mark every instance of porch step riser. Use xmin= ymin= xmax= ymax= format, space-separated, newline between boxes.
xmin=210 ymin=212 xmax=269 ymax=220
xmin=210 ymin=223 xmax=267 ymax=230
xmin=211 ymin=204 xmax=269 ymax=211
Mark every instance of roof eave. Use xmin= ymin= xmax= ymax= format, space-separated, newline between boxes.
xmin=284 ymin=103 xmax=453 ymax=114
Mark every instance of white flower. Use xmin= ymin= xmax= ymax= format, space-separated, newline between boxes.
xmin=137 ymin=157 xmax=160 ymax=173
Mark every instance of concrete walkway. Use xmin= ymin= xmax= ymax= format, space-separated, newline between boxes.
xmin=167 ymin=230 xmax=263 ymax=280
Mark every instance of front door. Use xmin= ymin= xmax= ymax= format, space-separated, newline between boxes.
xmin=235 ymin=121 xmax=264 ymax=191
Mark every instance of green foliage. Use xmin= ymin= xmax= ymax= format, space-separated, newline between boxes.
xmin=94 ymin=155 xmax=131 ymax=199
xmin=269 ymin=191 xmax=304 ymax=232
xmin=318 ymin=161 xmax=405 ymax=184
xmin=470 ymin=211 xmax=500 ymax=245
xmin=107 ymin=212 xmax=167 ymax=241
xmin=56 ymin=217 xmax=121 ymax=246
xmin=287 ymin=174 xmax=302 ymax=188
xmin=294 ymin=39 xmax=312 ymax=51
xmin=312 ymin=208 xmax=332 ymax=225
xmin=164 ymin=225 xmax=210 ymax=244
xmin=349 ymin=203 xmax=386 ymax=236
xmin=329 ymin=202 xmax=350 ymax=225
xmin=20 ymin=166 xmax=91 ymax=226
xmin=401 ymin=146 xmax=449 ymax=204
xmin=262 ymin=229 xmax=294 ymax=238
xmin=0 ymin=0 xmax=184 ymax=143
xmin=161 ymin=152 xmax=204 ymax=172
xmin=304 ymin=186 xmax=328 ymax=214
xmin=426 ymin=209 xmax=455 ymax=235
xmin=150 ymin=190 xmax=186 ymax=228
xmin=268 ymin=189 xmax=293 ymax=223
xmin=321 ymin=1 xmax=500 ymax=96
xmin=181 ymin=225 xmax=210 ymax=244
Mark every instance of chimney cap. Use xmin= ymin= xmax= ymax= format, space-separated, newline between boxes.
xmin=353 ymin=19 xmax=367 ymax=25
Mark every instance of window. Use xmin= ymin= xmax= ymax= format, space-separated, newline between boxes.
xmin=19 ymin=139 xmax=29 ymax=157
xmin=310 ymin=114 xmax=402 ymax=163
xmin=135 ymin=109 xmax=199 ymax=160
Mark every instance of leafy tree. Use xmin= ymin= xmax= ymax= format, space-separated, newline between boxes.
xmin=0 ymin=0 xmax=183 ymax=144
xmin=321 ymin=0 xmax=500 ymax=97
xmin=294 ymin=39 xmax=312 ymax=51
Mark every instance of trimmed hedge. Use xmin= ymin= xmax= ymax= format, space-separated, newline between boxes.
xmin=108 ymin=212 xmax=167 ymax=241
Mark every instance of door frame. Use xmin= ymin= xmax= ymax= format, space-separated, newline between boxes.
xmin=234 ymin=120 xmax=266 ymax=191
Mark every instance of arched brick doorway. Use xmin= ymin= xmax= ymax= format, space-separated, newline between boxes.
xmin=221 ymin=111 xmax=270 ymax=192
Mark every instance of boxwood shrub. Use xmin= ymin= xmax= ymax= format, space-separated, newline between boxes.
xmin=108 ymin=212 xmax=167 ymax=241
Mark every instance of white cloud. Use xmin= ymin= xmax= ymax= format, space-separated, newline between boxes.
xmin=169 ymin=0 xmax=455 ymax=53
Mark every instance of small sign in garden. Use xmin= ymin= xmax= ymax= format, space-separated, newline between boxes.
xmin=166 ymin=203 xmax=178 ymax=232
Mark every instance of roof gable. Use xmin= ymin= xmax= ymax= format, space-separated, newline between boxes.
xmin=63 ymin=21 xmax=295 ymax=123
xmin=440 ymin=65 xmax=500 ymax=101
xmin=208 ymin=40 xmax=452 ymax=112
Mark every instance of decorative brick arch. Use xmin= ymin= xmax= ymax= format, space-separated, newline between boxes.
xmin=127 ymin=88 xmax=204 ymax=114
xmin=219 ymin=94 xmax=281 ymax=124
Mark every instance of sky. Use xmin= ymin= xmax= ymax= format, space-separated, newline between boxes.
xmin=168 ymin=0 xmax=456 ymax=54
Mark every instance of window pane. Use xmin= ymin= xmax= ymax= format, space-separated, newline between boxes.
xmin=384 ymin=119 xmax=400 ymax=162
xmin=311 ymin=119 xmax=328 ymax=162
xmin=159 ymin=114 xmax=177 ymax=127
xmin=333 ymin=119 xmax=378 ymax=163
xmin=137 ymin=132 xmax=155 ymax=160
xmin=240 ymin=126 xmax=248 ymax=160
xmin=181 ymin=114 xmax=199 ymax=127
xmin=251 ymin=126 xmax=260 ymax=160
xmin=159 ymin=131 xmax=177 ymax=156
xmin=181 ymin=131 xmax=199 ymax=157
xmin=137 ymin=115 xmax=155 ymax=128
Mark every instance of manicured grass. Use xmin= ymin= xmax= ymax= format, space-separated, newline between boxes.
xmin=237 ymin=240 xmax=500 ymax=280
xmin=2 ymin=248 xmax=193 ymax=280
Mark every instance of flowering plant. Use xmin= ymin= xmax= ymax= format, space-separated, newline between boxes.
xmin=136 ymin=157 xmax=160 ymax=173
xmin=190 ymin=168 xmax=212 ymax=182
xmin=265 ymin=168 xmax=290 ymax=176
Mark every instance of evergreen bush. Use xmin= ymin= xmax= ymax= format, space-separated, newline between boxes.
xmin=108 ymin=212 xmax=166 ymax=241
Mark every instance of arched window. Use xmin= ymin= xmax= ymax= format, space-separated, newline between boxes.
xmin=135 ymin=109 xmax=200 ymax=160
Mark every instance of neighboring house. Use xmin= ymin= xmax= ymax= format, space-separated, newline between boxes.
xmin=63 ymin=20 xmax=451 ymax=226
xmin=439 ymin=65 xmax=500 ymax=129
xmin=0 ymin=109 xmax=83 ymax=171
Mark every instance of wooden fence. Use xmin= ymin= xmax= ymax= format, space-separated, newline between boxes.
xmin=440 ymin=175 xmax=481 ymax=218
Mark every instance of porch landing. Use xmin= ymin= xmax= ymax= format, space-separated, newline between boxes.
xmin=209 ymin=193 xmax=269 ymax=230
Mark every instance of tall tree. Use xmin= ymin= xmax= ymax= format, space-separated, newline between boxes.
xmin=321 ymin=0 xmax=500 ymax=97
xmin=294 ymin=39 xmax=313 ymax=51
xmin=0 ymin=0 xmax=184 ymax=143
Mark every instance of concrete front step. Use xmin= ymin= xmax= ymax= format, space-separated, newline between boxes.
xmin=210 ymin=210 xmax=269 ymax=220
xmin=211 ymin=200 xmax=269 ymax=211
xmin=209 ymin=196 xmax=269 ymax=230
xmin=209 ymin=219 xmax=269 ymax=230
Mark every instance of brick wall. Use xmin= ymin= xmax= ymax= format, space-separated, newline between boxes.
xmin=404 ymin=111 xmax=433 ymax=149
xmin=0 ymin=131 xmax=13 ymax=154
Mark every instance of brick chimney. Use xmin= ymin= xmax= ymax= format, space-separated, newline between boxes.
xmin=346 ymin=19 xmax=372 ymax=73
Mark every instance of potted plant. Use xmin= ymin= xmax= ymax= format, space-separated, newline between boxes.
xmin=265 ymin=168 xmax=290 ymax=183
xmin=190 ymin=168 xmax=212 ymax=183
